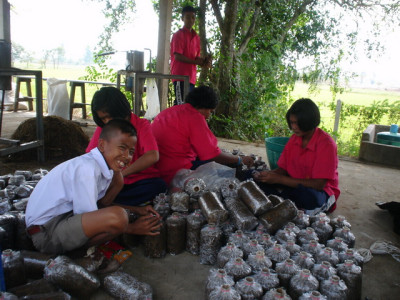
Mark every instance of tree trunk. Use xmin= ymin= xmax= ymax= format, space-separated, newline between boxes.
xmin=214 ymin=0 xmax=239 ymax=116
xmin=198 ymin=0 xmax=209 ymax=85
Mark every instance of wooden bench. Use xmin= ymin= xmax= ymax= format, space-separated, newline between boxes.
xmin=14 ymin=77 xmax=34 ymax=111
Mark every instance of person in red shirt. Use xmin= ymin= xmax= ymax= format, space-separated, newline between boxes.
xmin=170 ymin=5 xmax=211 ymax=105
xmin=151 ymin=85 xmax=254 ymax=185
xmin=86 ymin=87 xmax=167 ymax=207
xmin=254 ymin=98 xmax=340 ymax=215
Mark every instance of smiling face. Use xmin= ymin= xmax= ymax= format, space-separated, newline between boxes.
xmin=182 ymin=11 xmax=195 ymax=30
xmin=98 ymin=131 xmax=137 ymax=172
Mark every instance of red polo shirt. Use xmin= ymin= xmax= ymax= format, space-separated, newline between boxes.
xmin=86 ymin=113 xmax=160 ymax=184
xmin=151 ymin=103 xmax=221 ymax=184
xmin=278 ymin=128 xmax=340 ymax=200
xmin=170 ymin=27 xmax=201 ymax=85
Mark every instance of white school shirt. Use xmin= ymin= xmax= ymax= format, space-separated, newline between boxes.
xmin=25 ymin=148 xmax=113 ymax=227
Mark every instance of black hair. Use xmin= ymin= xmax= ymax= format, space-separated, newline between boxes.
xmin=185 ymin=85 xmax=218 ymax=109
xmin=99 ymin=119 xmax=137 ymax=141
xmin=182 ymin=5 xmax=196 ymax=16
xmin=91 ymin=87 xmax=131 ymax=127
xmin=286 ymin=98 xmax=320 ymax=132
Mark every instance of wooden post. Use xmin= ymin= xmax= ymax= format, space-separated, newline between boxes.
xmin=333 ymin=99 xmax=342 ymax=141
xmin=155 ymin=0 xmax=173 ymax=111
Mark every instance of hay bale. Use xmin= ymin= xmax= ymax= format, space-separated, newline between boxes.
xmin=9 ymin=116 xmax=89 ymax=161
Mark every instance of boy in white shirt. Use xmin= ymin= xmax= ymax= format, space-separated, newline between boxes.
xmin=25 ymin=119 xmax=161 ymax=254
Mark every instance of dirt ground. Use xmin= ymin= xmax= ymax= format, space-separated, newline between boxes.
xmin=1 ymin=111 xmax=400 ymax=299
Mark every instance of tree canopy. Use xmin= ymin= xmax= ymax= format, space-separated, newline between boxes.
xmin=92 ymin=0 xmax=400 ymax=141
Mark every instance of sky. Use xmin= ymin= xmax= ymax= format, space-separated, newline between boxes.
xmin=9 ymin=0 xmax=159 ymax=68
xmin=7 ymin=0 xmax=400 ymax=88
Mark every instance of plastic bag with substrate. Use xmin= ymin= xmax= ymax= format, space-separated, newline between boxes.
xmin=298 ymin=291 xmax=327 ymax=300
xmin=8 ymin=278 xmax=58 ymax=298
xmin=166 ymin=212 xmax=186 ymax=255
xmin=208 ymin=284 xmax=241 ymax=300
xmin=311 ymin=219 xmax=333 ymax=245
xmin=327 ymin=237 xmax=348 ymax=252
xmin=103 ymin=271 xmax=152 ymax=299
xmin=315 ymin=247 xmax=339 ymax=266
xmin=184 ymin=177 xmax=206 ymax=198
xmin=200 ymin=223 xmax=223 ymax=265
xmin=266 ymin=244 xmax=290 ymax=267
xmin=333 ymin=226 xmax=355 ymax=248
xmin=234 ymin=277 xmax=263 ymax=300
xmin=170 ymin=162 xmax=236 ymax=190
xmin=319 ymin=275 xmax=348 ymax=300
xmin=205 ymin=268 xmax=235 ymax=296
xmin=242 ymin=239 xmax=264 ymax=257
xmin=292 ymin=210 xmax=310 ymax=229
xmin=338 ymin=248 xmax=364 ymax=268
xmin=2 ymin=249 xmax=27 ymax=289
xmin=47 ymin=78 xmax=69 ymax=119
xmin=292 ymin=251 xmax=315 ymax=270
xmin=336 ymin=260 xmax=362 ymax=300
xmin=143 ymin=221 xmax=167 ymax=258
xmin=216 ymin=242 xmax=243 ymax=268
xmin=224 ymin=257 xmax=252 ymax=281
xmin=288 ymin=269 xmax=319 ymax=299
xmin=238 ymin=180 xmax=273 ymax=216
xmin=186 ymin=210 xmax=206 ymax=255
xmin=297 ymin=228 xmax=319 ymax=246
xmin=223 ymin=197 xmax=258 ymax=231
xmin=198 ymin=191 xmax=228 ymax=224
xmin=20 ymin=250 xmax=55 ymax=279
xmin=258 ymin=199 xmax=298 ymax=234
xmin=311 ymin=261 xmax=337 ymax=282
xmin=44 ymin=256 xmax=100 ymax=298
xmin=262 ymin=287 xmax=291 ymax=300
xmin=275 ymin=259 xmax=300 ymax=290
xmin=170 ymin=192 xmax=190 ymax=213
xmin=228 ymin=230 xmax=250 ymax=249
xmin=252 ymin=268 xmax=279 ymax=291
xmin=246 ymin=250 xmax=272 ymax=272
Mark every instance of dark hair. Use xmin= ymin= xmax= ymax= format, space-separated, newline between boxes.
xmin=182 ymin=5 xmax=196 ymax=16
xmin=99 ymin=119 xmax=137 ymax=141
xmin=286 ymin=98 xmax=320 ymax=132
xmin=185 ymin=86 xmax=218 ymax=109
xmin=91 ymin=87 xmax=131 ymax=127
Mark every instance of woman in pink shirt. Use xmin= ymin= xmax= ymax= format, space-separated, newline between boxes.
xmin=86 ymin=87 xmax=167 ymax=207
xmin=254 ymin=98 xmax=340 ymax=215
xmin=151 ymin=86 xmax=254 ymax=185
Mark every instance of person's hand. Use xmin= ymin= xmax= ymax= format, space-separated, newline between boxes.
xmin=253 ymin=170 xmax=281 ymax=184
xmin=204 ymin=54 xmax=212 ymax=68
xmin=130 ymin=215 xmax=162 ymax=236
xmin=132 ymin=205 xmax=160 ymax=218
xmin=195 ymin=57 xmax=205 ymax=66
xmin=242 ymin=155 xmax=255 ymax=168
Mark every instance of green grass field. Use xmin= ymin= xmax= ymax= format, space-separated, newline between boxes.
xmin=292 ymin=81 xmax=400 ymax=106
xmin=11 ymin=64 xmax=400 ymax=157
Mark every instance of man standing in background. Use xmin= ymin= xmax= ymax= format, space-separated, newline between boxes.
xmin=170 ymin=5 xmax=211 ymax=105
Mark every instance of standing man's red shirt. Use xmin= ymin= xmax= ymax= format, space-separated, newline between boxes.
xmin=170 ymin=27 xmax=201 ymax=85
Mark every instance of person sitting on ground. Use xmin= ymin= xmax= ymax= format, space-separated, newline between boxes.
xmin=25 ymin=119 xmax=161 ymax=254
xmin=151 ymin=85 xmax=254 ymax=185
xmin=253 ymin=98 xmax=340 ymax=215
xmin=86 ymin=87 xmax=167 ymax=207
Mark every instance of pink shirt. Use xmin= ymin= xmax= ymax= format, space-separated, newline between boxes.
xmin=278 ymin=128 xmax=340 ymax=200
xmin=151 ymin=103 xmax=221 ymax=184
xmin=170 ymin=27 xmax=201 ymax=85
xmin=86 ymin=113 xmax=160 ymax=184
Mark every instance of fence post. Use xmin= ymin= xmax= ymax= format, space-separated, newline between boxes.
xmin=333 ymin=99 xmax=342 ymax=141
